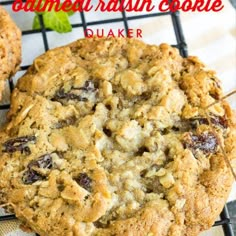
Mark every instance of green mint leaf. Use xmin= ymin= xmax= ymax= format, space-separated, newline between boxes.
xmin=33 ymin=10 xmax=72 ymax=33
xmin=33 ymin=15 xmax=41 ymax=29
xmin=32 ymin=1 xmax=74 ymax=33
xmin=43 ymin=11 xmax=72 ymax=33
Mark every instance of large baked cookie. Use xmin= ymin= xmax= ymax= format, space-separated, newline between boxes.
xmin=0 ymin=38 xmax=235 ymax=236
xmin=0 ymin=6 xmax=21 ymax=100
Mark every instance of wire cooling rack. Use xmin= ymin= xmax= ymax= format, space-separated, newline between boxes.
xmin=0 ymin=1 xmax=234 ymax=236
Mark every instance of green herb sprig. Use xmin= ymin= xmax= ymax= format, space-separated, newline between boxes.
xmin=32 ymin=1 xmax=74 ymax=33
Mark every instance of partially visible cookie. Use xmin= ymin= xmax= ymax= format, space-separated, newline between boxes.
xmin=0 ymin=38 xmax=235 ymax=236
xmin=0 ymin=6 xmax=21 ymax=100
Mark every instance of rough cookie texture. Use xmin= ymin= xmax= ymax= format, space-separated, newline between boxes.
xmin=0 ymin=38 xmax=235 ymax=236
xmin=0 ymin=6 xmax=21 ymax=100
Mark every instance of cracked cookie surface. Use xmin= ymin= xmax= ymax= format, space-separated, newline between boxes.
xmin=0 ymin=38 xmax=235 ymax=236
xmin=0 ymin=6 xmax=21 ymax=100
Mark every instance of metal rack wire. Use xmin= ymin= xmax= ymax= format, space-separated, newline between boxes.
xmin=0 ymin=1 xmax=234 ymax=236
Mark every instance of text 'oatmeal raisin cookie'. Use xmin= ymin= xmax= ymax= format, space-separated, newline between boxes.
xmin=0 ymin=6 xmax=21 ymax=100
xmin=0 ymin=37 xmax=235 ymax=236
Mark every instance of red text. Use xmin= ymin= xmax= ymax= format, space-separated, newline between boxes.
xmin=159 ymin=0 xmax=224 ymax=12
xmin=12 ymin=0 xmax=93 ymax=12
xmin=85 ymin=28 xmax=143 ymax=38
xmin=95 ymin=0 xmax=154 ymax=12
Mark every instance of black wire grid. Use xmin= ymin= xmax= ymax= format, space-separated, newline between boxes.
xmin=0 ymin=1 xmax=234 ymax=236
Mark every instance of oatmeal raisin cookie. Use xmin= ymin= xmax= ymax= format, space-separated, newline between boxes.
xmin=0 ymin=38 xmax=235 ymax=236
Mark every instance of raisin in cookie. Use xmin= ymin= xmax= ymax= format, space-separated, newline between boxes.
xmin=0 ymin=6 xmax=21 ymax=100
xmin=0 ymin=38 xmax=235 ymax=236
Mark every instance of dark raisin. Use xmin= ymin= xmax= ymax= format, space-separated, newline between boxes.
xmin=105 ymin=104 xmax=112 ymax=110
xmin=52 ymin=89 xmax=88 ymax=102
xmin=22 ymin=170 xmax=43 ymax=185
xmin=103 ymin=128 xmax=112 ymax=137
xmin=28 ymin=154 xmax=53 ymax=169
xmin=22 ymin=154 xmax=53 ymax=185
xmin=183 ymin=132 xmax=218 ymax=154
xmin=172 ymin=126 xmax=180 ymax=131
xmin=189 ymin=116 xmax=228 ymax=129
xmin=211 ymin=116 xmax=228 ymax=129
xmin=3 ymin=135 xmax=36 ymax=155
xmin=74 ymin=173 xmax=92 ymax=191
xmin=209 ymin=92 xmax=220 ymax=100
xmin=136 ymin=146 xmax=149 ymax=156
